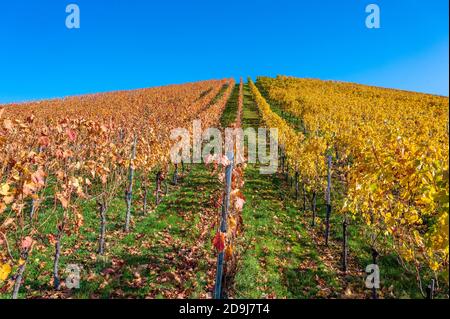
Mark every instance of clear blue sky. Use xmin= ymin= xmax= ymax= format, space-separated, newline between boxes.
xmin=0 ymin=0 xmax=448 ymax=103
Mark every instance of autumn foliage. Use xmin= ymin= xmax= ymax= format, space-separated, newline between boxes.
xmin=252 ymin=76 xmax=449 ymax=284
xmin=0 ymin=79 xmax=235 ymax=296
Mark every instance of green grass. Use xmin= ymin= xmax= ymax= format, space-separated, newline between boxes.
xmin=220 ymin=84 xmax=240 ymax=128
xmin=210 ymin=83 xmax=230 ymax=106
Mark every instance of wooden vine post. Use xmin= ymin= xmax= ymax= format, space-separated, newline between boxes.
xmin=426 ymin=279 xmax=436 ymax=299
xmin=342 ymin=215 xmax=348 ymax=272
xmin=214 ymin=152 xmax=234 ymax=299
xmin=280 ymin=146 xmax=285 ymax=174
xmin=142 ymin=180 xmax=148 ymax=214
xmin=302 ymin=183 xmax=307 ymax=212
xmin=311 ymin=191 xmax=317 ymax=226
xmin=155 ymin=171 xmax=162 ymax=205
xmin=12 ymin=245 xmax=31 ymax=299
xmin=280 ymin=150 xmax=283 ymax=174
xmin=285 ymin=158 xmax=289 ymax=182
xmin=30 ymin=145 xmax=44 ymax=222
xmin=125 ymin=135 xmax=137 ymax=232
xmin=173 ymin=164 xmax=178 ymax=185
xmin=53 ymin=219 xmax=66 ymax=290
xmin=325 ymin=154 xmax=332 ymax=246
xmin=98 ymin=200 xmax=107 ymax=255
xmin=371 ymin=248 xmax=379 ymax=299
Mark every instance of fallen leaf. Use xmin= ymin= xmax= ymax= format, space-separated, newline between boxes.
xmin=0 ymin=263 xmax=11 ymax=281
xmin=213 ymin=232 xmax=225 ymax=252
xmin=21 ymin=236 xmax=33 ymax=250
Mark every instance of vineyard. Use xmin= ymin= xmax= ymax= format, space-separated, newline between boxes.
xmin=0 ymin=76 xmax=448 ymax=299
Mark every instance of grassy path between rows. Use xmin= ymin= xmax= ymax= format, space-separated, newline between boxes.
xmin=232 ymin=85 xmax=344 ymax=298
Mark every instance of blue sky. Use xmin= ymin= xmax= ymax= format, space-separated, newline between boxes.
xmin=0 ymin=0 xmax=448 ymax=103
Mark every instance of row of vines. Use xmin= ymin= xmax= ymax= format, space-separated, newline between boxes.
xmin=249 ymin=77 xmax=449 ymax=297
xmin=0 ymin=79 xmax=235 ymax=298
